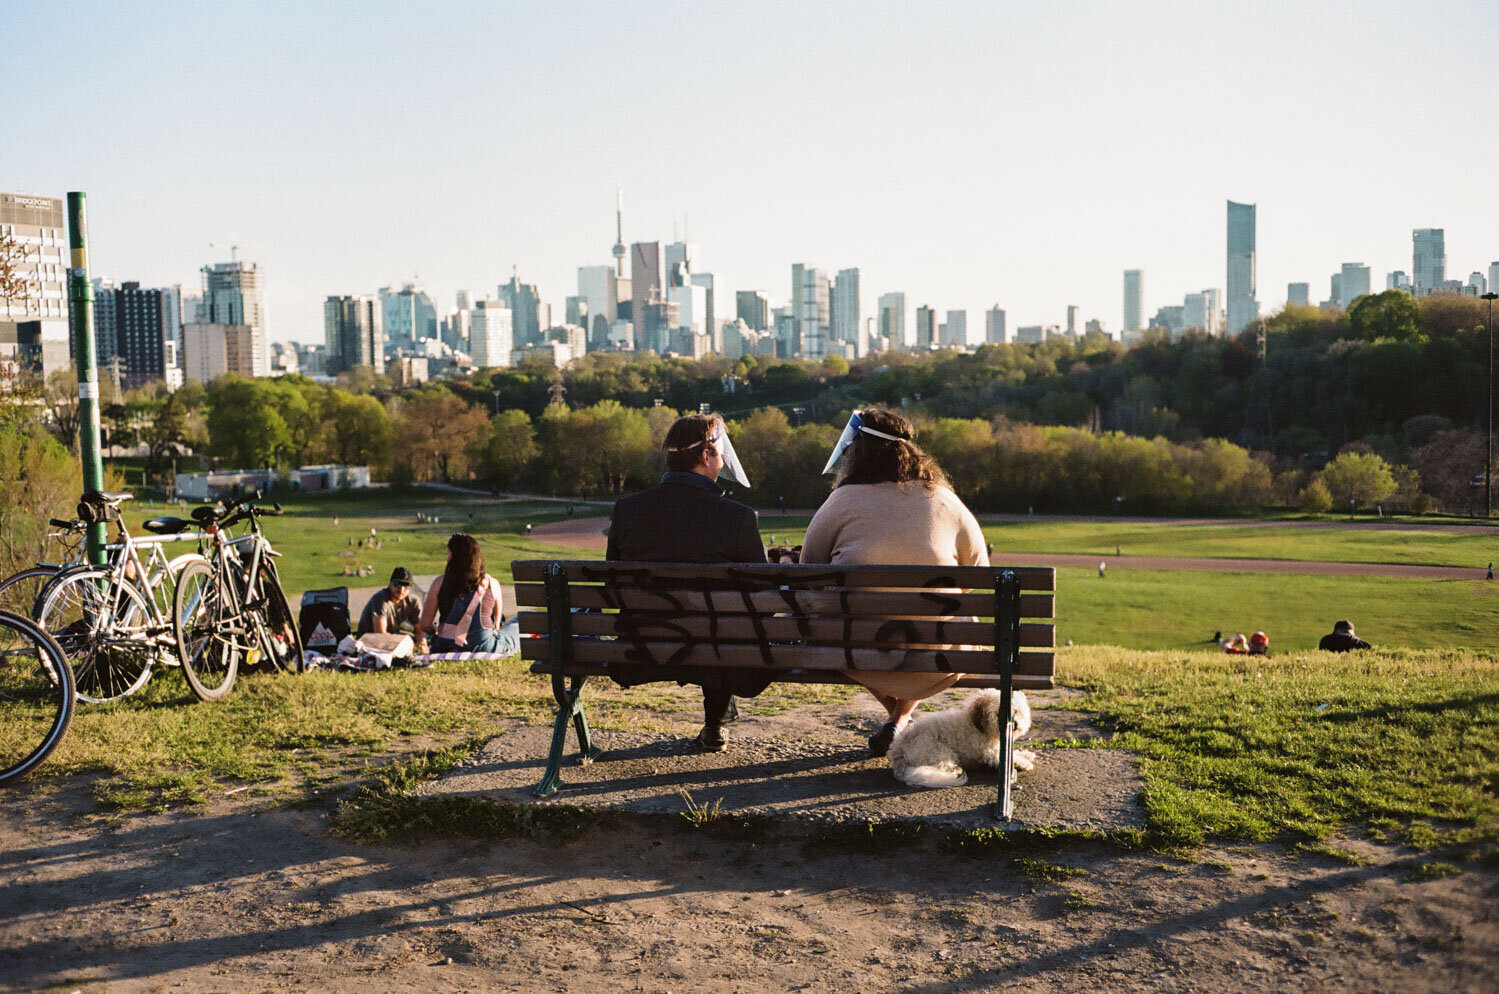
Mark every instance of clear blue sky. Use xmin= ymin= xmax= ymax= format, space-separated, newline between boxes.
xmin=6 ymin=0 xmax=1497 ymax=344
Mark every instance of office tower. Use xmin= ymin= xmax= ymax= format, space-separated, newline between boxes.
xmin=720 ymin=318 xmax=749 ymax=360
xmin=915 ymin=306 xmax=937 ymax=349
xmin=183 ymin=321 xmax=260 ymax=382
xmin=564 ymin=296 xmax=588 ymax=331
xmin=669 ymin=279 xmax=708 ymax=336
xmin=942 ymin=309 xmax=967 ymax=348
xmin=380 ymin=283 xmax=437 ymax=348
xmin=1386 ymin=272 xmax=1411 ymax=292
xmin=878 ymin=292 xmax=906 ymax=348
xmin=0 ymin=192 xmax=71 ymax=378
xmin=90 ymin=278 xmax=119 ymax=364
xmin=1015 ymin=325 xmax=1058 ymax=343
xmin=690 ymin=272 xmax=716 ymax=349
xmin=1335 ymin=264 xmax=1370 ymax=307
xmin=773 ymin=307 xmax=798 ymax=357
xmin=1287 ymin=282 xmax=1310 ymax=306
xmin=1413 ymin=228 xmax=1445 ymax=294
xmin=577 ymin=265 xmax=618 ymax=349
xmin=498 ymin=274 xmax=542 ymax=346
xmin=113 ymin=282 xmax=171 ymax=388
xmin=630 ymin=242 xmax=663 ymax=351
xmin=549 ymin=323 xmax=587 ymax=358
xmin=1151 ymin=306 xmax=1185 ymax=336
xmin=1466 ymin=272 xmax=1487 ymax=296
xmin=831 ymin=268 xmax=861 ymax=357
xmin=1065 ymin=305 xmax=1078 ymax=337
xmin=1183 ymin=292 xmax=1211 ymax=332
xmin=1085 ymin=319 xmax=1105 ymax=336
xmin=440 ymin=306 xmax=470 ymax=354
xmin=1325 ymin=273 xmax=1343 ymax=309
xmin=323 ymin=295 xmax=383 ymax=374
xmin=469 ymin=299 xmax=513 ymax=368
xmin=735 ymin=290 xmax=769 ymax=331
xmin=1205 ymin=289 xmax=1224 ymax=335
xmin=201 ymin=260 xmax=268 ymax=377
xmin=792 ymin=264 xmax=829 ymax=358
xmin=665 ymin=242 xmax=697 ymax=286
xmin=1226 ymin=200 xmax=1259 ymax=333
xmin=985 ymin=306 xmax=1007 ymax=344
xmin=1122 ymin=270 xmax=1143 ymax=336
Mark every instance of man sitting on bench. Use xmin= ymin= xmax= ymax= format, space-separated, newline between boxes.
xmin=605 ymin=413 xmax=768 ymax=753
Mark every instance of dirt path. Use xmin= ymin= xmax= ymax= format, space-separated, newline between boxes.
xmin=531 ymin=517 xmax=1492 ymax=579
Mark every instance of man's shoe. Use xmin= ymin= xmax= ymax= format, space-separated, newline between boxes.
xmin=694 ymin=726 xmax=727 ymax=753
xmin=868 ymin=720 xmax=898 ymax=758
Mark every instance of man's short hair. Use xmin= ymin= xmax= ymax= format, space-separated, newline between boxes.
xmin=1333 ymin=619 xmax=1353 ymax=633
xmin=663 ymin=414 xmax=721 ymax=473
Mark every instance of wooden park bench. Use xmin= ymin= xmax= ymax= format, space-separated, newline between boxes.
xmin=511 ymin=560 xmax=1056 ymax=820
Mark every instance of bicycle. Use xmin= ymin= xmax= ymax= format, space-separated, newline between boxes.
xmin=0 ymin=608 xmax=75 ymax=785
xmin=35 ymin=492 xmax=205 ymax=703
xmin=173 ymin=493 xmax=304 ymax=701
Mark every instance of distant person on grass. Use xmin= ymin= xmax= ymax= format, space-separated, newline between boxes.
xmin=606 ymin=414 xmax=768 ymax=753
xmin=801 ymin=408 xmax=989 ymax=758
xmin=420 ymin=534 xmax=517 ymax=655
xmin=358 ymin=566 xmax=426 ymax=652
xmin=1319 ymin=620 xmax=1371 ymax=652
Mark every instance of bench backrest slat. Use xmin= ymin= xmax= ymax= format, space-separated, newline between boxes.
xmin=513 ymin=583 xmax=1055 ymax=620
xmin=511 ymin=560 xmax=1056 ymax=591
xmin=516 ymin=611 xmax=1056 ymax=648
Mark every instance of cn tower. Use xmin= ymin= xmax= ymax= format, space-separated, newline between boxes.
xmin=611 ymin=189 xmax=626 ymax=277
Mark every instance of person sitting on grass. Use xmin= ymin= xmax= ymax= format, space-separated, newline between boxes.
xmin=420 ymin=534 xmax=517 ymax=655
xmin=358 ymin=566 xmax=426 ymax=652
xmin=1318 ymin=619 xmax=1371 ymax=652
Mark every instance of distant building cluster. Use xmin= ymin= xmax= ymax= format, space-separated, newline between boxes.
xmin=5 ymin=186 xmax=1496 ymax=390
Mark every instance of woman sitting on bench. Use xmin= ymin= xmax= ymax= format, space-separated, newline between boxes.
xmin=801 ymin=408 xmax=990 ymax=758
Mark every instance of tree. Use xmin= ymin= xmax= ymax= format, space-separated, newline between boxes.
xmin=473 ymin=408 xmax=537 ymax=490
xmin=206 ymin=377 xmax=293 ymax=468
xmin=1317 ymin=450 xmax=1398 ymax=510
xmin=1346 ymin=289 xmax=1420 ymax=342
xmin=390 ymin=389 xmax=488 ymax=483
xmin=1298 ymin=478 xmax=1333 ymax=513
xmin=320 ymin=391 xmax=392 ymax=467
xmin=0 ymin=424 xmax=82 ymax=578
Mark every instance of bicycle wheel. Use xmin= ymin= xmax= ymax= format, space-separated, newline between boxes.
xmin=255 ymin=564 xmax=304 ymax=673
xmin=37 ymin=569 xmax=154 ymax=704
xmin=172 ymin=558 xmax=239 ymax=701
xmin=0 ymin=566 xmax=63 ymax=620
xmin=0 ymin=609 xmax=74 ymax=785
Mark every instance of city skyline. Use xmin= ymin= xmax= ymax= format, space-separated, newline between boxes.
xmin=6 ymin=1 xmax=1497 ymax=345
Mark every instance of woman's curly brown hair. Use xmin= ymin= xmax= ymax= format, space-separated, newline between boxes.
xmin=437 ymin=533 xmax=485 ymax=617
xmin=832 ymin=408 xmax=949 ymax=490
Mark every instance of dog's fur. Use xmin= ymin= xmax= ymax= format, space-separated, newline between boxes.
xmin=887 ymin=689 xmax=1036 ymax=788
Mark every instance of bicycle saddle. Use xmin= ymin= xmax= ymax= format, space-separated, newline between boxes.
xmin=80 ymin=490 xmax=134 ymax=505
xmin=143 ymin=516 xmax=194 ymax=535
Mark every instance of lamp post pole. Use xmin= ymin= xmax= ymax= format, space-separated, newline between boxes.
xmin=66 ymin=192 xmax=107 ymax=565
xmin=1483 ymin=292 xmax=1497 ymax=519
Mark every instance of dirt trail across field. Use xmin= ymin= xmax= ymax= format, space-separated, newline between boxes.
xmin=531 ymin=517 xmax=1493 ymax=579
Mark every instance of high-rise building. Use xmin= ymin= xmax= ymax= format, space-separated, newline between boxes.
xmin=380 ymin=283 xmax=437 ymax=348
xmin=1465 ymin=271 xmax=1487 ymax=296
xmin=114 ymin=282 xmax=171 ymax=388
xmin=735 ymin=290 xmax=769 ymax=332
xmin=1226 ymin=200 xmax=1259 ymax=333
xmin=323 ymin=295 xmax=383 ymax=374
xmin=630 ymin=242 xmax=663 ymax=352
xmin=183 ymin=321 xmax=259 ymax=383
xmin=1386 ymin=272 xmax=1411 ymax=292
xmin=90 ymin=278 xmax=119 ymax=364
xmin=878 ymin=292 xmax=906 ymax=348
xmin=1122 ymin=270 xmax=1143 ymax=337
xmin=985 ymin=306 xmax=1007 ymax=344
xmin=690 ymin=272 xmax=716 ymax=349
xmin=1065 ymin=305 xmax=1078 ymax=337
xmin=499 ymin=274 xmax=542 ymax=346
xmin=1325 ymin=273 xmax=1343 ymax=309
xmin=792 ymin=264 xmax=829 ymax=358
xmin=914 ymin=306 xmax=937 ymax=350
xmin=942 ymin=309 xmax=967 ymax=348
xmin=1183 ymin=292 xmax=1212 ymax=332
xmin=201 ymin=260 xmax=268 ymax=377
xmin=577 ymin=265 xmax=619 ymax=349
xmin=469 ymin=299 xmax=513 ymax=368
xmin=0 ymin=192 xmax=70 ymax=378
xmin=831 ymin=268 xmax=861 ymax=357
xmin=1413 ymin=228 xmax=1445 ymax=295
xmin=1338 ymin=263 xmax=1371 ymax=307
xmin=1287 ymin=282 xmax=1310 ymax=306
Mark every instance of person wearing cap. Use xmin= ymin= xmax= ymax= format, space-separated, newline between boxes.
xmin=606 ymin=413 xmax=769 ymax=753
xmin=801 ymin=407 xmax=990 ymax=758
xmin=1319 ymin=620 xmax=1371 ymax=652
xmin=358 ymin=566 xmax=426 ymax=650
xmin=1247 ymin=631 xmax=1269 ymax=655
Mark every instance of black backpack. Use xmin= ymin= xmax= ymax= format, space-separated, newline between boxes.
xmin=299 ymin=587 xmax=351 ymax=651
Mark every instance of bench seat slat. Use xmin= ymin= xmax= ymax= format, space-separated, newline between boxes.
xmin=511 ymin=560 xmax=1056 ymax=591
xmin=525 ymin=659 xmax=1055 ymax=690
xmin=513 ymin=583 xmax=1055 ymax=619
xmin=521 ymin=637 xmax=1055 ymax=676
xmin=516 ymin=610 xmax=1056 ymax=648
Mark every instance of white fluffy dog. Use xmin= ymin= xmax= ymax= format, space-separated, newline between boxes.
xmin=887 ymin=689 xmax=1036 ymax=788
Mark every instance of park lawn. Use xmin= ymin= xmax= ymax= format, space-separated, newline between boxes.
xmin=20 ymin=647 xmax=1498 ymax=852
xmin=1052 ymin=567 xmax=1497 ymax=652
xmin=756 ymin=515 xmax=1499 ymax=569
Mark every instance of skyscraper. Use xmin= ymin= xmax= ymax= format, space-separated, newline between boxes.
xmin=791 ymin=264 xmax=829 ymax=358
xmin=468 ymin=299 xmax=513 ymax=368
xmin=1226 ymin=200 xmax=1258 ymax=334
xmin=914 ymin=306 xmax=937 ymax=350
xmin=0 ymin=192 xmax=70 ymax=378
xmin=1338 ymin=263 xmax=1371 ymax=307
xmin=323 ymin=295 xmax=383 ymax=374
xmin=735 ymin=290 xmax=769 ymax=331
xmin=1413 ymin=229 xmax=1445 ymax=295
xmin=201 ymin=260 xmax=268 ymax=377
xmin=499 ymin=274 xmax=542 ymax=347
xmin=1065 ymin=305 xmax=1078 ymax=337
xmin=630 ymin=242 xmax=663 ymax=352
xmin=114 ymin=282 xmax=170 ymax=388
xmin=1385 ymin=272 xmax=1411 ymax=292
xmin=877 ymin=292 xmax=906 ymax=348
xmin=942 ymin=309 xmax=967 ymax=347
xmin=1287 ymin=282 xmax=1310 ymax=306
xmin=577 ymin=265 xmax=619 ymax=348
xmin=831 ymin=268 xmax=861 ymax=357
xmin=1489 ymin=262 xmax=1499 ymax=297
xmin=1123 ymin=270 xmax=1143 ymax=337
xmin=380 ymin=283 xmax=437 ymax=348
xmin=984 ymin=306 xmax=1007 ymax=344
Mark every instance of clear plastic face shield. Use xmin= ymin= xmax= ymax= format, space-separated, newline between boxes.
xmin=710 ymin=426 xmax=751 ymax=488
xmin=821 ymin=410 xmax=905 ymax=475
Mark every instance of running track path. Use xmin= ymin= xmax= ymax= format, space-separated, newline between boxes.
xmin=530 ymin=517 xmax=1495 ymax=581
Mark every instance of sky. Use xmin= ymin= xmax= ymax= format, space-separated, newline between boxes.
xmin=6 ymin=0 xmax=1498 ymax=346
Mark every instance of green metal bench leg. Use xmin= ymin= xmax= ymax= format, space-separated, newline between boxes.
xmin=995 ymin=569 xmax=1020 ymax=822
xmin=536 ymin=696 xmax=574 ymax=798
xmin=536 ymin=676 xmax=604 ymax=796
xmin=571 ymin=679 xmax=604 ymax=765
xmin=999 ymin=718 xmax=1015 ymax=821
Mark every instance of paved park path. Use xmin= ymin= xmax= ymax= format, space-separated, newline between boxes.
xmin=531 ymin=516 xmax=1495 ymax=580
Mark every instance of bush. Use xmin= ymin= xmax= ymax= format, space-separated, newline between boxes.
xmin=1299 ymin=479 xmax=1333 ymax=513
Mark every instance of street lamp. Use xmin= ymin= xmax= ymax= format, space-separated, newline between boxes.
xmin=491 ymin=388 xmax=501 ymax=414
xmin=1483 ymin=291 xmax=1496 ymax=519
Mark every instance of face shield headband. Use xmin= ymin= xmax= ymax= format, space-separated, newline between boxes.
xmin=821 ymin=410 xmax=907 ymax=475
xmin=666 ymin=425 xmax=752 ymax=488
